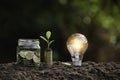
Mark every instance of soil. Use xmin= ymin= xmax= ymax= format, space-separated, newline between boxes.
xmin=0 ymin=61 xmax=120 ymax=80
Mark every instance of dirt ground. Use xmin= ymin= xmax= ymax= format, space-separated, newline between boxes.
xmin=0 ymin=61 xmax=120 ymax=80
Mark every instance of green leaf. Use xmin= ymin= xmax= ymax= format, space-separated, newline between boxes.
xmin=40 ymin=36 xmax=48 ymax=43
xmin=48 ymin=40 xmax=54 ymax=47
xmin=46 ymin=31 xmax=51 ymax=39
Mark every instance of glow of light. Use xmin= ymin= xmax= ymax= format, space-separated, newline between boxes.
xmin=67 ymin=33 xmax=88 ymax=55
xmin=71 ymin=38 xmax=83 ymax=53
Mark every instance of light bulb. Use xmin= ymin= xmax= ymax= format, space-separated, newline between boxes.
xmin=67 ymin=33 xmax=88 ymax=66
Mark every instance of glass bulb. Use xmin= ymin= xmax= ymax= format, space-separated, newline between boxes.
xmin=67 ymin=33 xmax=88 ymax=66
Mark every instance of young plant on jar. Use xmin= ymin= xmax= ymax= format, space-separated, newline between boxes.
xmin=40 ymin=31 xmax=54 ymax=66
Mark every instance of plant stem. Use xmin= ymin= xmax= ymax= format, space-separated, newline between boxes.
xmin=48 ymin=44 xmax=50 ymax=48
xmin=48 ymin=39 xmax=49 ymax=48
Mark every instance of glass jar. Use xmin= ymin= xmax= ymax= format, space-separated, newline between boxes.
xmin=17 ymin=39 xmax=40 ymax=66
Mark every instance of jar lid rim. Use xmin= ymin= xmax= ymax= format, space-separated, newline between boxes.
xmin=18 ymin=39 xmax=40 ymax=46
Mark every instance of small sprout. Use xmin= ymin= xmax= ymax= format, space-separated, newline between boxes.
xmin=33 ymin=55 xmax=40 ymax=63
xmin=40 ymin=31 xmax=54 ymax=48
xmin=46 ymin=31 xmax=51 ymax=40
xmin=40 ymin=36 xmax=48 ymax=43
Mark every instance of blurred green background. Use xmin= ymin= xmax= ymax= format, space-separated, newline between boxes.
xmin=0 ymin=0 xmax=120 ymax=63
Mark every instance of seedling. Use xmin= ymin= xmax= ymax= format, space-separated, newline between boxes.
xmin=40 ymin=31 xmax=54 ymax=66
xmin=40 ymin=31 xmax=54 ymax=48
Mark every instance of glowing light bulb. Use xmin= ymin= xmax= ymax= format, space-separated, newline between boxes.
xmin=67 ymin=33 xmax=88 ymax=66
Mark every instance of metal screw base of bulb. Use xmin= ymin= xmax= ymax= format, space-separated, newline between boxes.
xmin=73 ymin=60 xmax=82 ymax=66
xmin=71 ymin=55 xmax=83 ymax=66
